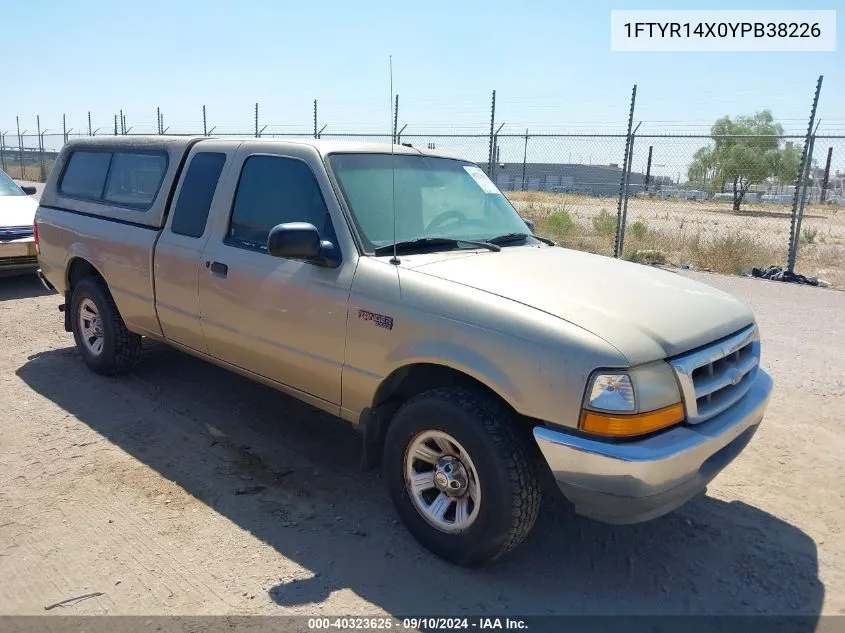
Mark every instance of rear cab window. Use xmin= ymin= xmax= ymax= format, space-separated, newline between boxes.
xmin=59 ymin=149 xmax=168 ymax=210
xmin=170 ymin=152 xmax=227 ymax=238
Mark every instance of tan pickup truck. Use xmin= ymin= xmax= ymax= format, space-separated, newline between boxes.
xmin=35 ymin=136 xmax=772 ymax=566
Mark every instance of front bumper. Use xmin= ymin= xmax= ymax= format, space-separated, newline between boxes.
xmin=0 ymin=237 xmax=38 ymax=276
xmin=533 ymin=369 xmax=773 ymax=524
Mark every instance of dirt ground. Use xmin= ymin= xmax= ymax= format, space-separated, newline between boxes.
xmin=0 ymin=268 xmax=843 ymax=620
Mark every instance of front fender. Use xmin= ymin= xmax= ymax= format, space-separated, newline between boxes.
xmin=383 ymin=338 xmax=525 ymax=409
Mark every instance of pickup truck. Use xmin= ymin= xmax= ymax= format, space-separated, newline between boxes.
xmin=35 ymin=136 xmax=773 ymax=566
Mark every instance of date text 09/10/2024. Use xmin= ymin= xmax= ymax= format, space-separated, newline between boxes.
xmin=307 ymin=617 xmax=528 ymax=630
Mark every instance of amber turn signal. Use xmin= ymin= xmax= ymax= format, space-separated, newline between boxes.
xmin=579 ymin=403 xmax=685 ymax=437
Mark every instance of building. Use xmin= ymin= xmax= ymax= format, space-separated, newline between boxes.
xmin=489 ymin=162 xmax=669 ymax=197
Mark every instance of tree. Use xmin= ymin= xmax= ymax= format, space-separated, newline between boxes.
xmin=687 ymin=111 xmax=797 ymax=210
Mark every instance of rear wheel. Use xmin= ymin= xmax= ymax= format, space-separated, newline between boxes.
xmin=383 ymin=387 xmax=541 ymax=566
xmin=71 ymin=277 xmax=141 ymax=375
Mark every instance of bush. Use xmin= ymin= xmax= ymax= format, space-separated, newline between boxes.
xmin=625 ymin=249 xmax=666 ymax=265
xmin=801 ymin=227 xmax=818 ymax=244
xmin=592 ymin=209 xmax=617 ymax=236
xmin=628 ymin=218 xmax=649 ymax=240
xmin=547 ymin=209 xmax=574 ymax=235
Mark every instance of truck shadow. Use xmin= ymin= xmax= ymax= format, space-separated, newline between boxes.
xmin=0 ymin=274 xmax=54 ymax=301
xmin=16 ymin=344 xmax=824 ymax=622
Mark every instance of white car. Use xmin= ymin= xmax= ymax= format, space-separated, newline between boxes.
xmin=0 ymin=170 xmax=39 ymax=277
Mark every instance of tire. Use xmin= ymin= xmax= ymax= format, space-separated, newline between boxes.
xmin=70 ymin=276 xmax=141 ymax=375
xmin=383 ymin=387 xmax=541 ymax=566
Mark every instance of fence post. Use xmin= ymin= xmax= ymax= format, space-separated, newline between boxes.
xmin=88 ymin=111 xmax=92 ymax=136
xmin=819 ymin=146 xmax=833 ymax=203
xmin=114 ymin=115 xmax=118 ymax=136
xmin=203 ymin=105 xmax=207 ymax=136
xmin=255 ymin=103 xmax=259 ymax=138
xmin=521 ymin=129 xmax=529 ymax=190
xmin=788 ymin=75 xmax=823 ymax=272
xmin=314 ymin=100 xmax=318 ymax=139
xmin=63 ymin=113 xmax=67 ymax=144
xmin=791 ymin=131 xmax=818 ymax=264
xmin=618 ymin=123 xmax=641 ymax=257
xmin=393 ymin=95 xmax=399 ymax=144
xmin=16 ymin=116 xmax=24 ymax=180
xmin=37 ymin=115 xmax=45 ymax=181
xmin=0 ymin=132 xmax=6 ymax=172
xmin=644 ymin=145 xmax=653 ymax=192
xmin=614 ymin=85 xmax=637 ymax=258
xmin=491 ymin=123 xmax=505 ymax=185
xmin=487 ymin=90 xmax=496 ymax=176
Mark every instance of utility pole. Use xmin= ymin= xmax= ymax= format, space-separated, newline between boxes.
xmin=644 ymin=145 xmax=653 ymax=192
xmin=820 ymin=146 xmax=833 ymax=203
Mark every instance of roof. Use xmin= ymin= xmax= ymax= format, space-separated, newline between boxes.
xmin=61 ymin=135 xmax=467 ymax=162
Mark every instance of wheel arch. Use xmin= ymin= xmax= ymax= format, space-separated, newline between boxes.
xmin=361 ymin=362 xmax=538 ymax=469
xmin=63 ymin=256 xmax=106 ymax=332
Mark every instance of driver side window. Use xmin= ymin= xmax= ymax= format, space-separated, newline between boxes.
xmin=227 ymin=155 xmax=335 ymax=250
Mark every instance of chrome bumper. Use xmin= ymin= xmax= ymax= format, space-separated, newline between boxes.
xmin=0 ymin=237 xmax=39 ymax=276
xmin=533 ymin=369 xmax=773 ymax=524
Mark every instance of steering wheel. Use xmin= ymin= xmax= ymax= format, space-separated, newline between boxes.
xmin=424 ymin=209 xmax=467 ymax=234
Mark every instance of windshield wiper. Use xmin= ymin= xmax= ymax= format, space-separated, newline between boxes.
xmin=487 ymin=232 xmax=556 ymax=246
xmin=373 ymin=237 xmax=500 ymax=256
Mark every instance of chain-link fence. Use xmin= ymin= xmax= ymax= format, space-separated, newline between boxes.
xmin=3 ymin=91 xmax=844 ymax=287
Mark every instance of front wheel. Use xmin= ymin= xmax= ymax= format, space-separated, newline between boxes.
xmin=383 ymin=388 xmax=541 ymax=566
xmin=71 ymin=277 xmax=141 ymax=375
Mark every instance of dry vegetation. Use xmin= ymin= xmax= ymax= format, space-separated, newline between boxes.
xmin=2 ymin=164 xmax=52 ymax=181
xmin=508 ymin=191 xmax=845 ymax=288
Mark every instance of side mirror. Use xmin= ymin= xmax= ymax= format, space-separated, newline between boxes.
xmin=522 ymin=217 xmax=535 ymax=232
xmin=267 ymin=222 xmax=339 ymax=268
xmin=21 ymin=186 xmax=37 ymax=195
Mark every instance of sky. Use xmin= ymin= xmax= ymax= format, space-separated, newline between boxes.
xmin=1 ymin=0 xmax=842 ymax=175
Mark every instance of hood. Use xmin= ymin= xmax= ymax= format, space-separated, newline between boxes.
xmin=406 ymin=246 xmax=755 ymax=364
xmin=0 ymin=195 xmax=38 ymax=228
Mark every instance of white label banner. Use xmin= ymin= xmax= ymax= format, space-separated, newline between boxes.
xmin=610 ymin=10 xmax=836 ymax=52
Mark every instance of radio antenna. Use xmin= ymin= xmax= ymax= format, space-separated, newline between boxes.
xmin=389 ymin=55 xmax=400 ymax=265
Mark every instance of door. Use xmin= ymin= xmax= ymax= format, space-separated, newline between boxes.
xmin=198 ymin=146 xmax=356 ymax=405
xmin=155 ymin=146 xmax=233 ymax=352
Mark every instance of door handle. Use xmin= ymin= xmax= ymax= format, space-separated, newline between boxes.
xmin=208 ymin=261 xmax=228 ymax=277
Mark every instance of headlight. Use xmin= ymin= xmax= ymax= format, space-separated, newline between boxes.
xmin=580 ymin=366 xmax=684 ymax=438
xmin=586 ymin=374 xmax=635 ymax=412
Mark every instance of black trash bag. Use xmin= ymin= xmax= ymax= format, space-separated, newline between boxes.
xmin=749 ymin=266 xmax=819 ymax=286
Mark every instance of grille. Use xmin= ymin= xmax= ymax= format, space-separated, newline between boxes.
xmin=669 ymin=325 xmax=760 ymax=425
xmin=0 ymin=226 xmax=34 ymax=241
xmin=0 ymin=255 xmax=38 ymax=268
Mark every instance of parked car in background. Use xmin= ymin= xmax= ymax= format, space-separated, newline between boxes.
xmin=0 ymin=170 xmax=39 ymax=277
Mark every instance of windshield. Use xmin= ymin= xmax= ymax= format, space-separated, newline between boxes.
xmin=0 ymin=170 xmax=25 ymax=197
xmin=327 ymin=153 xmax=533 ymax=253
